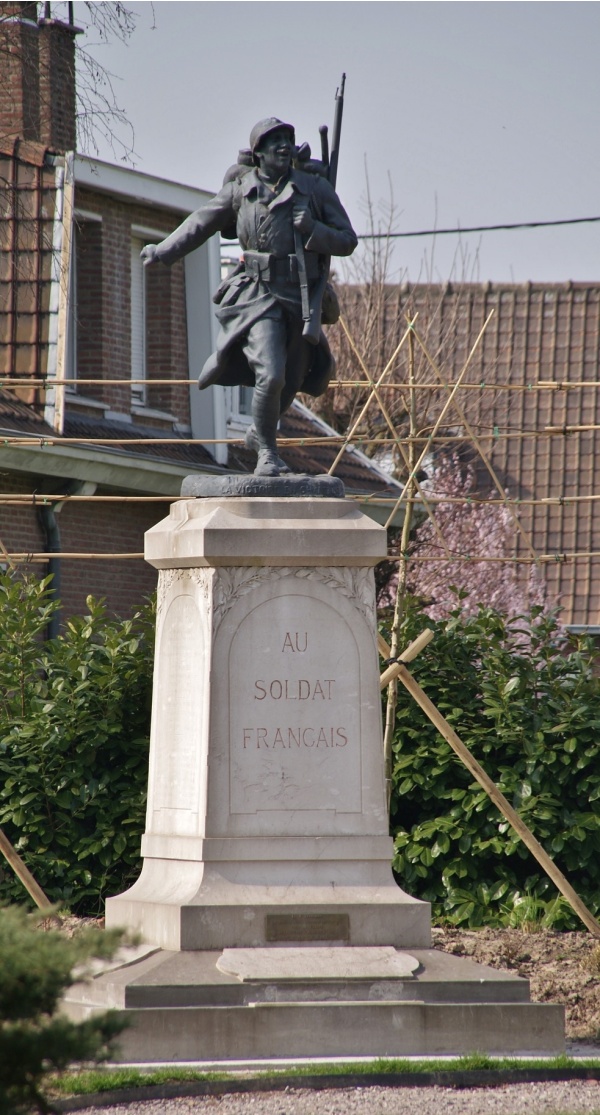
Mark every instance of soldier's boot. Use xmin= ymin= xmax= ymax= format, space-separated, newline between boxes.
xmin=254 ymin=447 xmax=282 ymax=477
xmin=245 ymin=424 xmax=291 ymax=474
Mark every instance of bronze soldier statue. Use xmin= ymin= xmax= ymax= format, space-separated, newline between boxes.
xmin=142 ymin=117 xmax=357 ymax=477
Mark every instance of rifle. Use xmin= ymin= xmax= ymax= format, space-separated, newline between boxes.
xmin=302 ymin=73 xmax=346 ymax=345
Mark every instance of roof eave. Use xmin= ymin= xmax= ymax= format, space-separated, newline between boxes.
xmin=0 ymin=440 xmax=225 ymax=494
xmin=73 ymin=155 xmax=215 ymax=215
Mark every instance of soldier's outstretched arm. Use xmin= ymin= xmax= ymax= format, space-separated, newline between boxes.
xmin=142 ymin=182 xmax=237 ymax=267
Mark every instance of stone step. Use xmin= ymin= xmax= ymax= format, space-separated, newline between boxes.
xmin=67 ymin=946 xmax=533 ymax=1011
xmin=62 ymin=945 xmax=563 ymax=1060
xmin=64 ymin=998 xmax=564 ymax=1061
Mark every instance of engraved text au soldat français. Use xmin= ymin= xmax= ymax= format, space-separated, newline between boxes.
xmin=242 ymin=632 xmax=347 ymax=750
xmin=243 ymin=726 xmax=348 ymax=749
xmin=254 ymin=679 xmax=335 ymax=701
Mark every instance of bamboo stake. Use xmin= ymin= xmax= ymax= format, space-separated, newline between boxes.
xmin=2 ymin=492 xmax=600 ymax=508
xmin=545 ymin=425 xmax=600 ymax=434
xmin=378 ymin=633 xmax=600 ymax=938
xmin=0 ymin=430 xmax=583 ymax=447
xmin=5 ymin=553 xmax=145 ymax=561
xmin=22 ymin=378 xmax=198 ymax=386
xmin=338 ymin=316 xmax=454 ymax=560
xmin=383 ymin=328 xmax=422 ymax=808
xmin=327 ymin=316 xmax=418 ymax=475
xmin=0 ymin=495 xmax=186 ymax=503
xmin=0 ymin=828 xmax=52 ymax=910
xmin=333 ymin=381 xmax=600 ymax=391
xmin=383 ymin=551 xmax=600 ymax=564
xmin=0 ymin=534 xmax=16 ymax=571
xmin=4 ymin=377 xmax=600 ymax=391
xmin=410 ymin=328 xmax=541 ymax=564
xmin=378 ymin=629 xmax=435 ymax=688
xmin=5 ymin=550 xmax=600 ymax=564
xmin=384 ymin=311 xmax=496 ymax=529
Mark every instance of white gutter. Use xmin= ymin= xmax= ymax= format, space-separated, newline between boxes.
xmin=43 ymin=159 xmax=68 ymax=433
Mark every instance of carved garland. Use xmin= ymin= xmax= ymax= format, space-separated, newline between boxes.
xmin=156 ymin=567 xmax=213 ymax=618
xmin=212 ymin=566 xmax=375 ymax=632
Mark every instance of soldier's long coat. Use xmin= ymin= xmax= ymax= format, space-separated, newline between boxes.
xmin=152 ymin=167 xmax=358 ymax=396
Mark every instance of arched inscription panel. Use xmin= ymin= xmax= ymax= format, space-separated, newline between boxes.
xmin=229 ymin=593 xmax=361 ymax=814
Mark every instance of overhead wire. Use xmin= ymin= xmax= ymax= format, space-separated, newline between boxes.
xmin=357 ymin=215 xmax=600 ymax=240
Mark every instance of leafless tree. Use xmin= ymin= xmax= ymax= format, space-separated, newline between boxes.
xmin=70 ymin=1 xmax=141 ymax=160
xmin=309 ymin=172 xmax=503 ymax=484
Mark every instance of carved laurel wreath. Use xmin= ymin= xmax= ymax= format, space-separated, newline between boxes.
xmin=156 ymin=567 xmax=212 ymax=617
xmin=212 ymin=566 xmax=375 ymax=632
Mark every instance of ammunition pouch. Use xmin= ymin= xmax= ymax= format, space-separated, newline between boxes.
xmin=321 ymin=282 xmax=340 ymax=325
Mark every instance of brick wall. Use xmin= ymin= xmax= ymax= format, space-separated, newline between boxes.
xmin=56 ymin=499 xmax=165 ymax=617
xmin=0 ymin=6 xmax=40 ymax=144
xmin=0 ymin=5 xmax=77 ymax=153
xmin=37 ymin=17 xmax=77 ymax=153
xmin=1 ymin=11 xmax=197 ymax=623
xmin=75 ymin=219 xmax=103 ymax=396
xmin=0 ymin=474 xmax=45 ymax=579
xmin=0 ymin=475 xmax=169 ymax=618
xmin=0 ymin=146 xmax=57 ymax=401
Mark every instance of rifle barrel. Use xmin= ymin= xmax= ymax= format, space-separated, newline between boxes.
xmin=328 ymin=72 xmax=346 ymax=188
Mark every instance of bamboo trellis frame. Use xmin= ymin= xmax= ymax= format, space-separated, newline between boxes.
xmin=1 ymin=313 xmax=599 ymax=582
xmin=1 ymin=493 xmax=600 ymax=507
xmin=3 ymin=550 xmax=599 ymax=564
xmin=0 ymin=428 xmax=582 ymax=446
xmin=5 ymin=376 xmax=600 ymax=391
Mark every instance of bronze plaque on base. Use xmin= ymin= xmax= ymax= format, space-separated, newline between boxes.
xmin=265 ymin=914 xmax=350 ymax=943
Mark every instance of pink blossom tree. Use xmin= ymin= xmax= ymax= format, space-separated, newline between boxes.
xmin=386 ymin=454 xmax=549 ymax=621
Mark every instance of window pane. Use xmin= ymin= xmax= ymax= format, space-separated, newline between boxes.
xmin=131 ymin=237 xmax=146 ymax=403
xmin=239 ymin=385 xmax=254 ymax=415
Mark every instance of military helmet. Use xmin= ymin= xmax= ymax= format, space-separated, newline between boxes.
xmin=249 ymin=117 xmax=295 ymax=157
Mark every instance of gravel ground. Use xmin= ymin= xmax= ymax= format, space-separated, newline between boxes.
xmin=69 ymin=1081 xmax=600 ymax=1115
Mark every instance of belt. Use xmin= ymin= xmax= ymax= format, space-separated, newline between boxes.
xmin=243 ymin=250 xmax=321 ymax=283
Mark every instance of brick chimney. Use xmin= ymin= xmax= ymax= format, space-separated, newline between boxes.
xmin=0 ymin=2 xmax=80 ymax=152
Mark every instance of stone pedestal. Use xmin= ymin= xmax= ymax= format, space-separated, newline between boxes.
xmin=77 ymin=487 xmax=564 ymax=1060
xmin=106 ymin=495 xmax=430 ymax=951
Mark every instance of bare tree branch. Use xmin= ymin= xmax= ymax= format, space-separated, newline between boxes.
xmin=0 ymin=2 xmax=148 ymax=160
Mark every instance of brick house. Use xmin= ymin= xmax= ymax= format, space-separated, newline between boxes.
xmin=336 ymin=282 xmax=600 ymax=630
xmin=0 ymin=3 xmax=399 ymax=623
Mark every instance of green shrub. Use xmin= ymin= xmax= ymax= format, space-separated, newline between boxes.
xmin=0 ymin=905 xmax=125 ymax=1115
xmin=0 ymin=572 xmax=153 ymax=914
xmin=387 ymin=596 xmax=600 ymax=929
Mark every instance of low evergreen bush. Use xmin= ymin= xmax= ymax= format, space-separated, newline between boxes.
xmin=387 ymin=596 xmax=600 ymax=928
xmin=0 ymin=905 xmax=125 ymax=1115
xmin=0 ymin=572 xmax=153 ymax=913
xmin=2 ymin=569 xmax=599 ymax=930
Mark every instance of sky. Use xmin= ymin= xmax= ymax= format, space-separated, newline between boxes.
xmin=72 ymin=1 xmax=600 ymax=285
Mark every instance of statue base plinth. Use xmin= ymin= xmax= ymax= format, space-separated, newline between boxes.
xmin=180 ymin=473 xmax=345 ymax=499
xmin=81 ymin=494 xmax=563 ymax=1060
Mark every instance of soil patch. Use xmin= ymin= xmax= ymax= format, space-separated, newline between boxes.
xmin=433 ymin=925 xmax=600 ymax=1042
